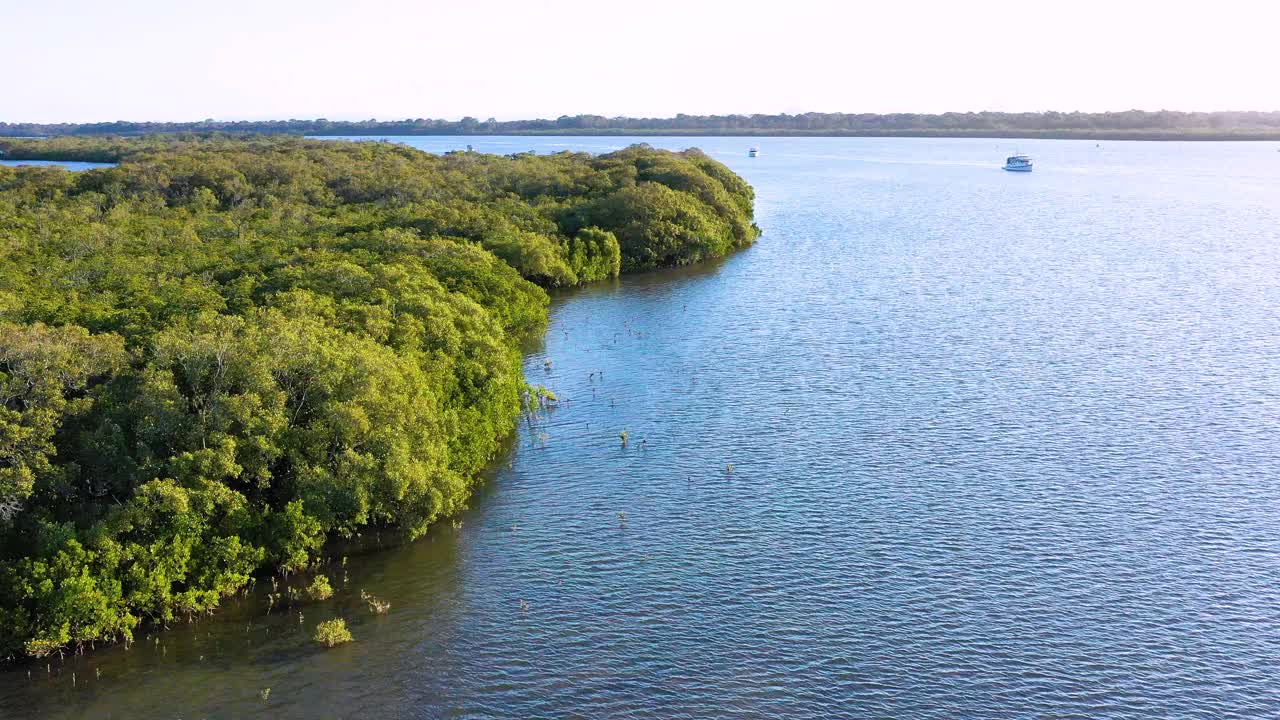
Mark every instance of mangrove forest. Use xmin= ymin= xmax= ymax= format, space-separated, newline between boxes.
xmin=0 ymin=136 xmax=759 ymax=659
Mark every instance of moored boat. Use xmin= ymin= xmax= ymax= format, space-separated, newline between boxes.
xmin=1003 ymin=154 xmax=1032 ymax=172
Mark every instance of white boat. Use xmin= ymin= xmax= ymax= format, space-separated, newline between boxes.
xmin=1003 ymin=154 xmax=1032 ymax=172
xmin=748 ymin=147 xmax=759 ymax=157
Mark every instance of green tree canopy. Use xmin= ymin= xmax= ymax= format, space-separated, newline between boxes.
xmin=0 ymin=136 xmax=758 ymax=659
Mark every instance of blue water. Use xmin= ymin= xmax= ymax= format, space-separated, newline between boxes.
xmin=0 ymin=159 xmax=116 ymax=171
xmin=6 ymin=136 xmax=1280 ymax=719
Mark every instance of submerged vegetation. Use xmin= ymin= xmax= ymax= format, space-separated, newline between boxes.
xmin=0 ymin=136 xmax=759 ymax=659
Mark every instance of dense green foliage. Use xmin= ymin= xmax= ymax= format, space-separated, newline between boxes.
xmin=313 ymin=618 xmax=352 ymax=647
xmin=0 ymin=137 xmax=758 ymax=659
xmin=5 ymin=110 xmax=1280 ymax=139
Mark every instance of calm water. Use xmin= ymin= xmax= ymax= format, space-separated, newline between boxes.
xmin=0 ymin=159 xmax=116 ymax=171
xmin=5 ymin=137 xmax=1280 ymax=719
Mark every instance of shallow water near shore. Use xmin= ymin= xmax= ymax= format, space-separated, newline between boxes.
xmin=5 ymin=136 xmax=1280 ymax=719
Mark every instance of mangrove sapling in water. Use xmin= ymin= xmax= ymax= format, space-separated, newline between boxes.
xmin=314 ymin=619 xmax=353 ymax=648
xmin=360 ymin=590 xmax=392 ymax=614
xmin=306 ymin=575 xmax=335 ymax=601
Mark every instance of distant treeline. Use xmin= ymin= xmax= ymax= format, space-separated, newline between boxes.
xmin=5 ymin=111 xmax=1280 ymax=140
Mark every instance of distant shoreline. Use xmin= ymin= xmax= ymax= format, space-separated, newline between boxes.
xmin=5 ymin=111 xmax=1280 ymax=142
xmin=303 ymin=129 xmax=1280 ymax=141
xmin=4 ymin=129 xmax=1280 ymax=142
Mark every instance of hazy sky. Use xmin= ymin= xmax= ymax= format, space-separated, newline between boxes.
xmin=4 ymin=0 xmax=1277 ymax=123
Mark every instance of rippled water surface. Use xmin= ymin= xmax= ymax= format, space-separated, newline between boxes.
xmin=5 ymin=137 xmax=1280 ymax=719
